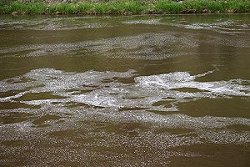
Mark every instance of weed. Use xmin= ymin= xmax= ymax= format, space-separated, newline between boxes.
xmin=0 ymin=0 xmax=249 ymax=15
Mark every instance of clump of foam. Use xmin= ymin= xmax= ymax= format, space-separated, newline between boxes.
xmin=136 ymin=71 xmax=250 ymax=97
xmin=1 ymin=68 xmax=250 ymax=111
xmin=123 ymin=19 xmax=162 ymax=25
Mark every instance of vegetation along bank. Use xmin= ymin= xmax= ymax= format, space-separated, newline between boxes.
xmin=0 ymin=0 xmax=250 ymax=15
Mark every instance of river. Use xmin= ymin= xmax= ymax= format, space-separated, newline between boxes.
xmin=0 ymin=14 xmax=250 ymax=166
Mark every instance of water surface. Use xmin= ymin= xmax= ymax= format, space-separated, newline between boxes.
xmin=0 ymin=14 xmax=250 ymax=166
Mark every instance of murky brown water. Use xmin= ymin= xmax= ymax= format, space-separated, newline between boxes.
xmin=0 ymin=14 xmax=250 ymax=166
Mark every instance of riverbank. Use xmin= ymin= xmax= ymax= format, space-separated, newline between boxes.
xmin=0 ymin=0 xmax=249 ymax=15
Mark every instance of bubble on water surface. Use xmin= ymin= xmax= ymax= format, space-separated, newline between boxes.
xmin=123 ymin=19 xmax=162 ymax=25
xmin=1 ymin=30 xmax=248 ymax=59
xmin=0 ymin=33 xmax=198 ymax=59
xmin=1 ymin=82 xmax=250 ymax=165
xmin=0 ymin=68 xmax=250 ymax=111
xmin=0 ymin=106 xmax=249 ymax=146
xmin=136 ymin=72 xmax=250 ymax=97
xmin=1 ymin=16 xmax=250 ymax=166
xmin=0 ymin=17 xmax=112 ymax=30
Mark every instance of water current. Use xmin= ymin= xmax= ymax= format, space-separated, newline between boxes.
xmin=0 ymin=14 xmax=250 ymax=166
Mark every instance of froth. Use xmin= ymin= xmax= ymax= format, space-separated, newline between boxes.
xmin=0 ymin=68 xmax=250 ymax=111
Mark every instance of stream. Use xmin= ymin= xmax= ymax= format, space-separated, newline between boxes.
xmin=0 ymin=14 xmax=250 ymax=166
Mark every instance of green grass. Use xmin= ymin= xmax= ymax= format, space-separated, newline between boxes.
xmin=0 ymin=0 xmax=249 ymax=15
xmin=155 ymin=0 xmax=184 ymax=14
xmin=0 ymin=1 xmax=47 ymax=14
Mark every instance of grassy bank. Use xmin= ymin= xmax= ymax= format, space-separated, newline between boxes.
xmin=0 ymin=0 xmax=249 ymax=15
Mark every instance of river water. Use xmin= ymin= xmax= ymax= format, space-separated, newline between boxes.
xmin=0 ymin=14 xmax=250 ymax=166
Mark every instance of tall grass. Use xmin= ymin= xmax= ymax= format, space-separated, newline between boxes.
xmin=182 ymin=0 xmax=250 ymax=13
xmin=0 ymin=0 xmax=249 ymax=15
xmin=0 ymin=1 xmax=47 ymax=14
xmin=155 ymin=0 xmax=184 ymax=14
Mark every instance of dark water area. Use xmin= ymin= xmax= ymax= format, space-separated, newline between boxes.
xmin=0 ymin=14 xmax=250 ymax=166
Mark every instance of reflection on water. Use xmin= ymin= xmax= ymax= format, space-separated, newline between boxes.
xmin=0 ymin=14 xmax=250 ymax=166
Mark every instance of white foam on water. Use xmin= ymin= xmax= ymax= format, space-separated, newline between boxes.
xmin=180 ymin=20 xmax=250 ymax=35
xmin=123 ymin=19 xmax=162 ymax=25
xmin=72 ymin=93 xmax=119 ymax=108
xmin=0 ymin=33 xmax=199 ymax=59
xmin=1 ymin=68 xmax=250 ymax=111
xmin=136 ymin=71 xmax=250 ymax=97
xmin=0 ymin=102 xmax=249 ymax=165
xmin=0 ymin=17 xmax=112 ymax=30
xmin=0 ymin=106 xmax=249 ymax=145
xmin=1 ymin=30 xmax=248 ymax=60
